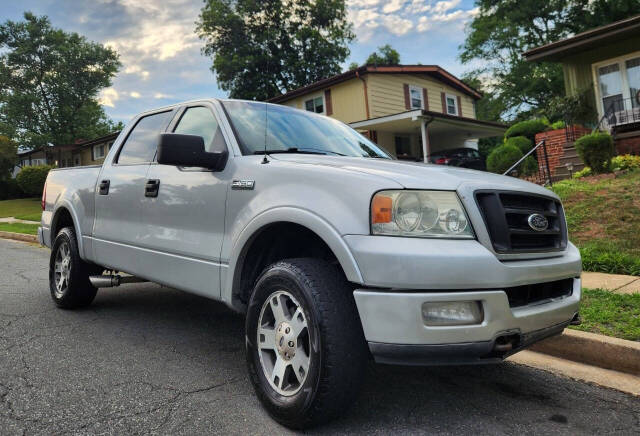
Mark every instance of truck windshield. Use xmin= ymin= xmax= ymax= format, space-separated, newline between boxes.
xmin=221 ymin=100 xmax=391 ymax=159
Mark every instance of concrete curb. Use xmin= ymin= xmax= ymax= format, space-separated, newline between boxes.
xmin=0 ymin=231 xmax=38 ymax=243
xmin=530 ymin=329 xmax=640 ymax=376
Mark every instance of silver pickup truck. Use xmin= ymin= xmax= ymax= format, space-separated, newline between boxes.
xmin=40 ymin=99 xmax=582 ymax=428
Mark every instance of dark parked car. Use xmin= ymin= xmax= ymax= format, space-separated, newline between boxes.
xmin=430 ymin=147 xmax=485 ymax=171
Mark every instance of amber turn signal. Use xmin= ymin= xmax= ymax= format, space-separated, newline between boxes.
xmin=371 ymin=194 xmax=392 ymax=224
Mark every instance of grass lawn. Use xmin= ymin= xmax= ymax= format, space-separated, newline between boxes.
xmin=570 ymin=288 xmax=640 ymax=341
xmin=0 ymin=222 xmax=39 ymax=235
xmin=552 ymin=170 xmax=640 ymax=276
xmin=0 ymin=198 xmax=42 ymax=222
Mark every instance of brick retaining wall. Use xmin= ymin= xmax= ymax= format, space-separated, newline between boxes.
xmin=535 ymin=126 xmax=590 ymax=179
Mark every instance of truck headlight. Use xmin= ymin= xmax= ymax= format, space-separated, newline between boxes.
xmin=371 ymin=190 xmax=474 ymax=238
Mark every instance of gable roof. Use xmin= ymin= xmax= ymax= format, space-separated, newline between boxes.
xmin=267 ymin=65 xmax=482 ymax=103
xmin=524 ymin=14 xmax=640 ymax=62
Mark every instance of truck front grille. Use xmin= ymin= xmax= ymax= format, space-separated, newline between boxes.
xmin=503 ymin=278 xmax=574 ymax=308
xmin=475 ymin=191 xmax=568 ymax=254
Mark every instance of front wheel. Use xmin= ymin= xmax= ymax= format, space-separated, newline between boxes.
xmin=245 ymin=258 xmax=368 ymax=429
xmin=49 ymin=227 xmax=99 ymax=309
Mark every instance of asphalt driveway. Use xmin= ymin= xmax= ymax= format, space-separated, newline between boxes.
xmin=1 ymin=238 xmax=638 ymax=435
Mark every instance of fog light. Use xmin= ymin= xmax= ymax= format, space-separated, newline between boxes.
xmin=421 ymin=301 xmax=483 ymax=326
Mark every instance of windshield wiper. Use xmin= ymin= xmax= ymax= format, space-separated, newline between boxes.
xmin=253 ymin=147 xmax=346 ymax=156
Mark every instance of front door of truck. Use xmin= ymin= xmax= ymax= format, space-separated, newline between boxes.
xmin=137 ymin=103 xmax=230 ymax=298
xmin=92 ymin=109 xmax=176 ymax=274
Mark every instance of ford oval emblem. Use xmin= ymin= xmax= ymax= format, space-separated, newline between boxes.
xmin=527 ymin=213 xmax=548 ymax=232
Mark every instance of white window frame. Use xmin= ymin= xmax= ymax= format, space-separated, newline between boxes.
xmin=304 ymin=94 xmax=325 ymax=114
xmin=445 ymin=93 xmax=459 ymax=116
xmin=409 ymin=85 xmax=424 ymax=109
xmin=93 ymin=143 xmax=106 ymax=160
xmin=591 ymin=49 xmax=640 ymax=120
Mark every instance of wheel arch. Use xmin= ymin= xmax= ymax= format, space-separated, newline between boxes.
xmin=224 ymin=207 xmax=363 ymax=312
xmin=50 ymin=202 xmax=84 ymax=257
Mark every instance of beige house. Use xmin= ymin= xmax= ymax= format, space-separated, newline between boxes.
xmin=17 ymin=131 xmax=120 ymax=170
xmin=268 ymin=65 xmax=506 ymax=162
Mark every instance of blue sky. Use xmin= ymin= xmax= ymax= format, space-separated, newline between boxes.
xmin=1 ymin=0 xmax=479 ymax=124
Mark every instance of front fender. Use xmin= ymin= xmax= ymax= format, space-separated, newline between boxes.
xmin=221 ymin=206 xmax=364 ymax=310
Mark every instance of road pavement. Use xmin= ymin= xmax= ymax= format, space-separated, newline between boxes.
xmin=1 ymin=238 xmax=638 ymax=435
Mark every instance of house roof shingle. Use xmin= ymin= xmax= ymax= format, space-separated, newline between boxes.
xmin=267 ymin=65 xmax=482 ymax=103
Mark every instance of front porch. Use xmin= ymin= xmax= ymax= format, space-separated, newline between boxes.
xmin=349 ymin=110 xmax=506 ymax=163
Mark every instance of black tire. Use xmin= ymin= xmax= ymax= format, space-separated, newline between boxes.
xmin=245 ymin=258 xmax=368 ymax=429
xmin=49 ymin=227 xmax=99 ymax=309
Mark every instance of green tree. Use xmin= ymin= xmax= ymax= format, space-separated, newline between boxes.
xmin=460 ymin=0 xmax=640 ymax=120
xmin=197 ymin=0 xmax=354 ymax=100
xmin=460 ymin=74 xmax=504 ymax=159
xmin=0 ymin=13 xmax=121 ymax=150
xmin=365 ymin=44 xmax=400 ymax=66
xmin=0 ymin=135 xmax=18 ymax=181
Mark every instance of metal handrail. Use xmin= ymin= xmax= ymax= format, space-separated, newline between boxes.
xmin=503 ymin=140 xmax=544 ymax=175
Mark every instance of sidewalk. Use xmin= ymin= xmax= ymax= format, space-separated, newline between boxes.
xmin=582 ymin=271 xmax=640 ymax=294
xmin=0 ymin=216 xmax=39 ymax=224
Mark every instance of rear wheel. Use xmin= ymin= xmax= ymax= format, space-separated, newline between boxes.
xmin=49 ymin=227 xmax=100 ymax=309
xmin=245 ymin=258 xmax=368 ymax=429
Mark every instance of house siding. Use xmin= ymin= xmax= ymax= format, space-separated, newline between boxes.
xmin=562 ymin=34 xmax=640 ymax=99
xmin=366 ymin=73 xmax=476 ymax=119
xmin=283 ymin=78 xmax=367 ymax=123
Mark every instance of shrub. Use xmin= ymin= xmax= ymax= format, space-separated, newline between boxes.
xmin=611 ymin=154 xmax=640 ymax=171
xmin=16 ymin=165 xmax=54 ymax=197
xmin=0 ymin=178 xmax=25 ymax=200
xmin=505 ymin=136 xmax=533 ymax=154
xmin=504 ymin=119 xmax=547 ymax=140
xmin=574 ymin=132 xmax=614 ymax=174
xmin=521 ymin=156 xmax=538 ymax=176
xmin=572 ymin=167 xmax=592 ymax=178
xmin=486 ymin=144 xmax=523 ymax=174
xmin=549 ymin=120 xmax=566 ymax=130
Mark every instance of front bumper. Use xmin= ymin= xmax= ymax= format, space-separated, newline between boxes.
xmin=353 ymin=278 xmax=581 ymax=365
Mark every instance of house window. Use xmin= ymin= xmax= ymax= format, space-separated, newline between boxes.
xmin=446 ymin=94 xmax=459 ymax=116
xmin=594 ymin=52 xmax=640 ymax=119
xmin=409 ymin=86 xmax=423 ymax=109
xmin=304 ymin=96 xmax=324 ymax=114
xmin=93 ymin=144 xmax=106 ymax=160
xmin=394 ymin=136 xmax=411 ymax=156
xmin=75 ymin=157 xmax=80 ymax=166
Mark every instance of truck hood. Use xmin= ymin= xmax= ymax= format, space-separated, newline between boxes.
xmin=271 ymin=155 xmax=557 ymax=198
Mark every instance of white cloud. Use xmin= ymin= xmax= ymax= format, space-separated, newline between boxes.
xmin=347 ymin=0 xmax=382 ymax=7
xmin=432 ymin=0 xmax=461 ymax=14
xmin=381 ymin=15 xmax=414 ymax=36
xmin=154 ymin=93 xmax=172 ymax=99
xmin=382 ymin=0 xmax=404 ymax=14
xmin=406 ymin=0 xmax=432 ymax=13
xmin=416 ymin=16 xmax=431 ymax=32
xmin=129 ymin=91 xmax=141 ymax=98
xmin=98 ymin=87 xmax=119 ymax=107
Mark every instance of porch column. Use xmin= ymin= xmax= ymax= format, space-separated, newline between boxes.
xmin=421 ymin=119 xmax=430 ymax=163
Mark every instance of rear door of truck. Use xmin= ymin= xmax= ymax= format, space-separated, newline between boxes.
xmin=92 ymin=109 xmax=176 ymax=273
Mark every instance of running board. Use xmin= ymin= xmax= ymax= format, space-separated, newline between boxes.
xmin=89 ymin=275 xmax=148 ymax=288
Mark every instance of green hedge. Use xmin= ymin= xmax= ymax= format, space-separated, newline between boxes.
xmin=574 ymin=132 xmax=614 ymax=174
xmin=505 ymin=136 xmax=533 ymax=154
xmin=504 ymin=119 xmax=547 ymax=140
xmin=487 ymin=144 xmax=523 ymax=174
xmin=0 ymin=178 xmax=25 ymax=200
xmin=16 ymin=165 xmax=54 ymax=197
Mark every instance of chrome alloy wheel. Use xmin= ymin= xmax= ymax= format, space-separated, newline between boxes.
xmin=257 ymin=290 xmax=311 ymax=396
xmin=53 ymin=241 xmax=71 ymax=299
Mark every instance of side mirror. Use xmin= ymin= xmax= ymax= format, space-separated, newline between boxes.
xmin=157 ymin=133 xmax=227 ymax=170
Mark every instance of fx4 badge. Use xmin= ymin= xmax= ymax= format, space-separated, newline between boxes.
xmin=232 ymin=180 xmax=255 ymax=190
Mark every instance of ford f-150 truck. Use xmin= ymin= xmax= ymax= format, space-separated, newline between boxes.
xmin=40 ymin=99 xmax=581 ymax=428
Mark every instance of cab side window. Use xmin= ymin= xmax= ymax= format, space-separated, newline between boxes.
xmin=173 ymin=106 xmax=227 ymax=153
xmin=117 ymin=111 xmax=173 ymax=164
